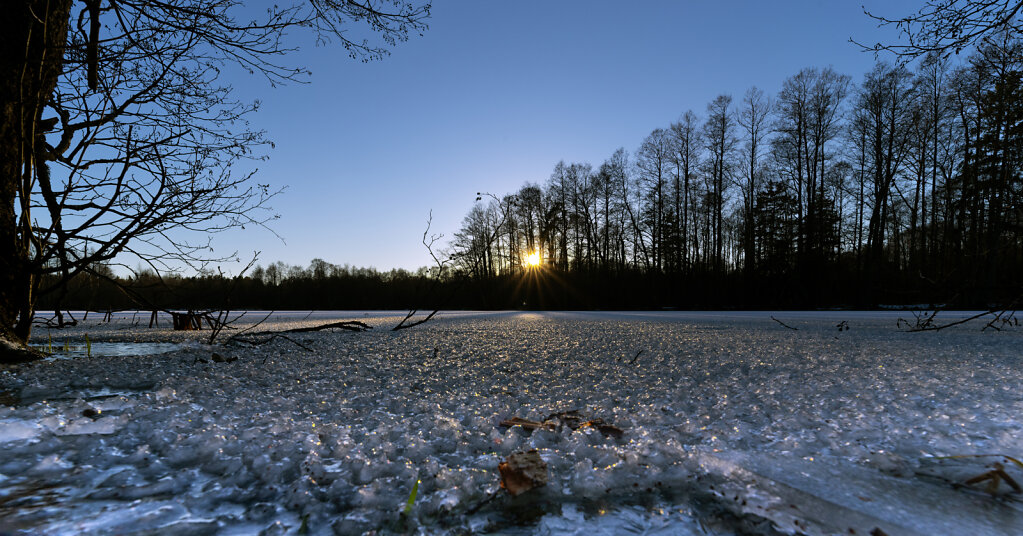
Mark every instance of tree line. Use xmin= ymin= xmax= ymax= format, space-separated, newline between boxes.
xmin=447 ymin=37 xmax=1023 ymax=308
xmin=41 ymin=36 xmax=1023 ymax=313
xmin=11 ymin=3 xmax=1023 ymax=345
xmin=36 ymin=261 xmax=447 ymax=312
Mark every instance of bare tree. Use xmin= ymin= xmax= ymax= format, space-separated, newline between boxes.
xmin=773 ymin=67 xmax=849 ymax=276
xmin=858 ymin=1 xmax=1023 ymax=58
xmin=703 ymin=94 xmax=737 ymax=273
xmin=854 ymin=63 xmax=916 ymax=282
xmin=635 ymin=128 xmax=672 ymax=271
xmin=451 ymin=193 xmax=517 ymax=279
xmin=602 ymin=148 xmax=636 ymax=269
xmin=736 ymin=87 xmax=771 ymax=275
xmin=1 ymin=0 xmax=430 ymax=359
xmin=669 ymin=111 xmax=701 ymax=274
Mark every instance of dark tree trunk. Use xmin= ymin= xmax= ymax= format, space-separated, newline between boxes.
xmin=0 ymin=0 xmax=72 ymax=357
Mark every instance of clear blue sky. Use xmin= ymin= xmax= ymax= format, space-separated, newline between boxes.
xmin=214 ymin=0 xmax=922 ymax=273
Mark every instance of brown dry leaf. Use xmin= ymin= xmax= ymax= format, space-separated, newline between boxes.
xmin=500 ymin=411 xmax=624 ymax=439
xmin=498 ymin=449 xmax=548 ymax=496
xmin=581 ymin=419 xmax=624 ymax=439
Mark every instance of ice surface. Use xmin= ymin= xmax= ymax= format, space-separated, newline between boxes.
xmin=533 ymin=503 xmax=704 ymax=535
xmin=697 ymin=450 xmax=1023 ymax=535
xmin=0 ymin=419 xmax=42 ymax=443
xmin=33 ymin=342 xmax=181 ymax=361
xmin=0 ymin=310 xmax=1021 ymax=534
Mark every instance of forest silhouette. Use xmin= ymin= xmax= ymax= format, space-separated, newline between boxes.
xmin=45 ymin=35 xmax=1023 ymax=313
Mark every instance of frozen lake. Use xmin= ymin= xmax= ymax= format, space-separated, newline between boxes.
xmin=1 ymin=310 xmax=1021 ymax=534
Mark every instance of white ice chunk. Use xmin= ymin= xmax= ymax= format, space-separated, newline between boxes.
xmin=56 ymin=415 xmax=126 ymax=436
xmin=0 ymin=418 xmax=41 ymax=443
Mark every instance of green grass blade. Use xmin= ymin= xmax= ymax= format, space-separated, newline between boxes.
xmin=403 ymin=478 xmax=420 ymax=516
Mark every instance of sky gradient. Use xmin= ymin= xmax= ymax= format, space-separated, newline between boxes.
xmin=215 ymin=0 xmax=924 ymax=273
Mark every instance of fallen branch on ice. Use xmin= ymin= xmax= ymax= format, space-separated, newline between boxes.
xmin=771 ymin=316 xmax=798 ymax=331
xmin=226 ymin=320 xmax=372 ymax=356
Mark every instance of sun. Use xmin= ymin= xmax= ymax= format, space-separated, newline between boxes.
xmin=524 ymin=250 xmax=541 ymax=268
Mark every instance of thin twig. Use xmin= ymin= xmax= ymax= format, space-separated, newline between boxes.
xmin=232 ymin=310 xmax=275 ymax=337
xmin=228 ymin=334 xmax=316 ymax=362
xmin=907 ymin=310 xmax=993 ymax=332
xmin=231 ymin=320 xmax=372 ymax=342
xmin=983 ymin=309 xmax=1018 ymax=332
xmin=393 ymin=310 xmax=439 ymax=331
xmin=392 ymin=211 xmax=448 ymax=331
xmin=771 ymin=316 xmax=798 ymax=330
xmin=245 ymin=335 xmax=313 ymax=364
xmin=278 ymin=320 xmax=372 ymax=333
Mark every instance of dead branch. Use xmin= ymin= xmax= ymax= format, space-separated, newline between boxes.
xmin=261 ymin=335 xmax=314 ymax=353
xmin=901 ymin=297 xmax=1016 ymax=332
xmin=897 ymin=292 xmax=1023 ymax=332
xmin=983 ymin=309 xmax=1019 ymax=331
xmin=905 ymin=309 xmax=994 ymax=332
xmin=276 ymin=320 xmax=372 ymax=334
xmin=33 ymin=310 xmax=79 ymax=329
xmin=898 ymin=308 xmax=942 ymax=331
xmin=393 ymin=309 xmax=439 ymax=331
xmin=232 ymin=310 xmax=276 ymax=337
xmin=229 ymin=320 xmax=371 ymax=341
xmin=392 ymin=211 xmax=449 ymax=331
xmin=206 ymin=309 xmax=230 ymax=344
xmin=227 ymin=320 xmax=372 ymax=353
xmin=229 ymin=333 xmax=316 ymax=361
xmin=204 ymin=254 xmax=260 ymax=343
xmin=771 ymin=316 xmax=798 ymax=330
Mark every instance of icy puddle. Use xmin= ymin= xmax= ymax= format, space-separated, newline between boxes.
xmin=1 ymin=311 xmax=1022 ymax=534
xmin=31 ymin=342 xmax=181 ymax=361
